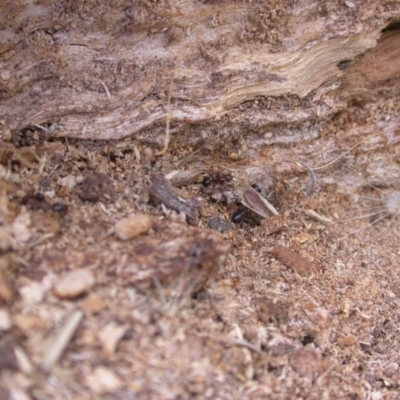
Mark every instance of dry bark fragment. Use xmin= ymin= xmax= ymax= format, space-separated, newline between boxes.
xmin=85 ymin=366 xmax=123 ymax=395
xmin=208 ymin=216 xmax=235 ymax=233
xmin=98 ymin=322 xmax=128 ymax=356
xmin=42 ymin=310 xmax=84 ymax=371
xmin=1 ymin=2 xmax=396 ymax=140
xmin=257 ymin=298 xmax=288 ymax=324
xmin=0 ymin=309 xmax=11 ymax=331
xmin=272 ymin=245 xmax=315 ymax=275
xmin=261 ymin=215 xmax=286 ymax=236
xmin=0 ymin=272 xmax=14 ymax=303
xmin=0 ymin=337 xmax=18 ymax=370
xmin=148 ymin=174 xmax=201 ymax=225
xmin=79 ymin=173 xmax=115 ymax=203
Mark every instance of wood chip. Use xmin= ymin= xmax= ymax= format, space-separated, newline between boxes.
xmin=98 ymin=322 xmax=128 ymax=356
xmin=148 ymin=174 xmax=201 ymax=225
xmin=272 ymin=245 xmax=315 ymax=275
xmin=78 ymin=172 xmax=115 ymax=203
xmin=0 ymin=272 xmax=14 ymax=303
xmin=11 ymin=211 xmax=32 ymax=243
xmin=86 ymin=366 xmax=123 ymax=394
xmin=53 ymin=269 xmax=95 ymax=299
xmin=304 ymin=209 xmax=333 ymax=224
xmin=260 ymin=215 xmax=286 ymax=236
xmin=115 ymin=214 xmax=153 ymax=240
xmin=42 ymin=310 xmax=83 ymax=371
xmin=83 ymin=293 xmax=105 ymax=314
xmin=0 ymin=337 xmax=18 ymax=370
xmin=14 ymin=346 xmax=33 ymax=374
xmin=19 ymin=281 xmax=45 ymax=304
xmin=290 ymin=348 xmax=323 ymax=379
xmin=0 ymin=309 xmax=11 ymax=331
xmin=208 ymin=216 xmax=235 ymax=232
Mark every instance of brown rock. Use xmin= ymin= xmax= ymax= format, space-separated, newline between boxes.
xmin=115 ymin=214 xmax=153 ymax=240
xmin=53 ymin=269 xmax=95 ymax=299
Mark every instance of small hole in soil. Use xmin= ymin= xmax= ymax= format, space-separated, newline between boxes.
xmin=301 ymin=334 xmax=315 ymax=346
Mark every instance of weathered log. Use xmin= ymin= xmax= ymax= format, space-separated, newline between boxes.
xmin=0 ymin=1 xmax=399 ymax=141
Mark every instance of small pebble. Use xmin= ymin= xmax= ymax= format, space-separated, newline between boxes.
xmin=53 ymin=269 xmax=95 ymax=299
xmin=115 ymin=214 xmax=153 ymax=240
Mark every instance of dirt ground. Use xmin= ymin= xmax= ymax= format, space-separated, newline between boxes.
xmin=1 ymin=86 xmax=400 ymax=400
xmin=1 ymin=4 xmax=400 ymax=399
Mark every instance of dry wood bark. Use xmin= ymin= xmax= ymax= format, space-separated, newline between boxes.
xmin=0 ymin=1 xmax=399 ymax=141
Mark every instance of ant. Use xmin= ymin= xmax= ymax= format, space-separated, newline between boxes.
xmin=202 ymin=171 xmax=233 ymax=187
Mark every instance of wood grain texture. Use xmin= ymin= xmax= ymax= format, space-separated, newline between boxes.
xmin=0 ymin=1 xmax=398 ymax=140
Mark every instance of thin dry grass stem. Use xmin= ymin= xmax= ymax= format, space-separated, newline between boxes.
xmin=42 ymin=310 xmax=84 ymax=371
xmin=100 ymin=81 xmax=111 ymax=100
xmin=28 ymin=233 xmax=56 ymax=249
xmin=337 ymin=162 xmax=400 ymax=240
xmin=152 ymin=266 xmax=201 ymax=317
xmin=175 ymin=144 xmax=206 ymax=167
xmin=261 ymin=169 xmax=274 ymax=198
xmin=271 ymin=159 xmax=317 ymax=195
xmin=342 ymin=166 xmax=387 ymax=194
xmin=153 ymin=277 xmax=167 ymax=306
xmin=374 ymin=212 xmax=399 ymax=237
xmin=339 ymin=212 xmax=391 ymax=241
xmin=198 ymin=158 xmax=251 ymax=171
xmin=228 ymin=132 xmax=383 ymax=175
xmin=229 ymin=325 xmax=260 ymax=353
xmin=33 ymin=123 xmax=50 ymax=132
xmin=341 ymin=193 xmax=385 ymax=202
xmin=295 ymin=160 xmax=317 ymax=194
xmin=155 ymin=88 xmax=172 ymax=157
xmin=232 ymin=339 xmax=262 ymax=354
xmin=377 ymin=175 xmax=397 ymax=193
xmin=313 ymin=132 xmax=382 ymax=171
xmin=338 ymin=209 xmax=387 ymax=222
xmin=378 ymin=213 xmax=399 ymax=237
